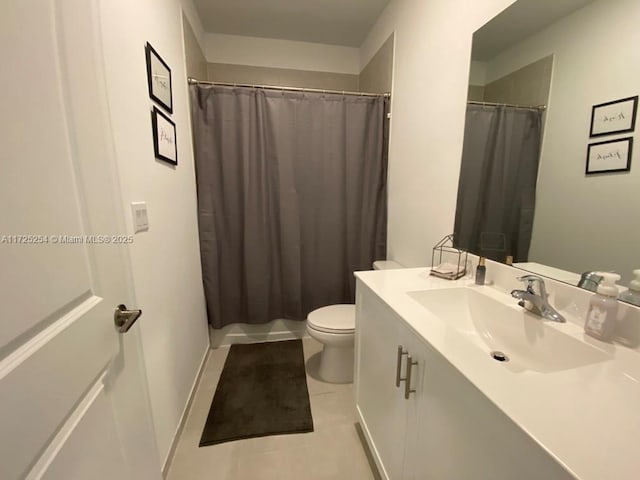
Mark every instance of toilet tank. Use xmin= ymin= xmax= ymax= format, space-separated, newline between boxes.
xmin=372 ymin=260 xmax=404 ymax=270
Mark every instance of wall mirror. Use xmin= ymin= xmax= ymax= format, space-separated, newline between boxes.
xmin=455 ymin=0 xmax=639 ymax=302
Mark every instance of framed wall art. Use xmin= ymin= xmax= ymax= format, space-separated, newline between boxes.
xmin=151 ymin=107 xmax=177 ymax=165
xmin=586 ymin=137 xmax=632 ymax=175
xmin=145 ymin=42 xmax=173 ymax=113
xmin=589 ymin=96 xmax=637 ymax=137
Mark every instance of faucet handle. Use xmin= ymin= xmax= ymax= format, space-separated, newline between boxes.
xmin=516 ymin=274 xmax=547 ymax=297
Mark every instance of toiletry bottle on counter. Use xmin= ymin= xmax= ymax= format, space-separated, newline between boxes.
xmin=619 ymin=270 xmax=640 ymax=307
xmin=584 ymin=272 xmax=621 ymax=341
xmin=475 ymin=257 xmax=486 ymax=285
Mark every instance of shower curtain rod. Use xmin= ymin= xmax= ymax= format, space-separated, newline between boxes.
xmin=187 ymin=77 xmax=390 ymax=98
xmin=468 ymin=100 xmax=546 ymax=110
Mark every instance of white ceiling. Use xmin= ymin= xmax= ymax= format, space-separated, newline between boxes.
xmin=472 ymin=0 xmax=596 ymax=61
xmin=192 ymin=0 xmax=390 ymax=47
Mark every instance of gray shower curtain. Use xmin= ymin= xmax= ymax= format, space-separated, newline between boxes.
xmin=190 ymin=85 xmax=389 ymax=328
xmin=454 ymin=105 xmax=542 ymax=262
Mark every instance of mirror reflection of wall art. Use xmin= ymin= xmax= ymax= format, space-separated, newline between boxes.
xmin=152 ymin=107 xmax=177 ymax=166
xmin=145 ymin=42 xmax=173 ymax=113
xmin=586 ymin=137 xmax=632 ymax=175
xmin=589 ymin=96 xmax=637 ymax=137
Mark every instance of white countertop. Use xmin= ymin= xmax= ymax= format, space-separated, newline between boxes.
xmin=355 ymin=267 xmax=640 ymax=480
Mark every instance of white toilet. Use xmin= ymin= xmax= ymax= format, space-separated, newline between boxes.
xmin=307 ymin=304 xmax=356 ymax=383
xmin=307 ymin=260 xmax=403 ymax=383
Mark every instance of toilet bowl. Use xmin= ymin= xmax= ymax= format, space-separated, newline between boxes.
xmin=306 ymin=259 xmax=404 ymax=384
xmin=307 ymin=304 xmax=355 ymax=383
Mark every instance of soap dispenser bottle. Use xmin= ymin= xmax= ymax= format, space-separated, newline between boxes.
xmin=584 ymin=272 xmax=621 ymax=341
xmin=475 ymin=257 xmax=486 ymax=285
xmin=619 ymin=270 xmax=640 ymax=307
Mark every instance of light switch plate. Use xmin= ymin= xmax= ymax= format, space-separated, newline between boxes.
xmin=131 ymin=202 xmax=149 ymax=233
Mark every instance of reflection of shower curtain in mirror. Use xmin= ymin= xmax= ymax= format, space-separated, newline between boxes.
xmin=190 ymin=85 xmax=389 ymax=329
xmin=454 ymin=105 xmax=542 ymax=263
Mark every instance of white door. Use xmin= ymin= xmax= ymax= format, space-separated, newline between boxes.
xmin=1 ymin=1 xmax=161 ymax=479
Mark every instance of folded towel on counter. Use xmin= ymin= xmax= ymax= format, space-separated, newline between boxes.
xmin=430 ymin=262 xmax=466 ymax=280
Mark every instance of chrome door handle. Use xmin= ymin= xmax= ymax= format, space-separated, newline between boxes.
xmin=396 ymin=345 xmax=408 ymax=387
xmin=404 ymin=355 xmax=418 ymax=399
xmin=114 ymin=304 xmax=142 ymax=333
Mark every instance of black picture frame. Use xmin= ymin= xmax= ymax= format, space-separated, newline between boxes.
xmin=145 ymin=42 xmax=173 ymax=114
xmin=589 ymin=95 xmax=638 ymax=138
xmin=151 ymin=107 xmax=177 ymax=166
xmin=585 ymin=137 xmax=632 ymax=175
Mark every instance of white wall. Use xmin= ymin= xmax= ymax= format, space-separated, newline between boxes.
xmin=469 ymin=60 xmax=488 ymax=86
xmin=481 ymin=0 xmax=639 ymax=283
xmin=98 ymin=0 xmax=209 ymax=467
xmin=360 ymin=0 xmax=516 ymax=267
xmin=180 ymin=0 xmax=205 ymax=52
xmin=204 ymin=33 xmax=360 ymax=74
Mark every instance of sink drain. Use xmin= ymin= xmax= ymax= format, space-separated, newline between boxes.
xmin=490 ymin=351 xmax=509 ymax=362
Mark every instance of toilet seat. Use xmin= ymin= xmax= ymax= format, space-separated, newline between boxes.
xmin=307 ymin=304 xmax=355 ymax=334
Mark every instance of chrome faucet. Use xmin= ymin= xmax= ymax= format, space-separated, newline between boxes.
xmin=577 ymin=271 xmax=603 ymax=292
xmin=511 ymin=275 xmax=566 ymax=323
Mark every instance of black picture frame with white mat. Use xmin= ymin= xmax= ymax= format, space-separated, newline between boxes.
xmin=586 ymin=137 xmax=632 ymax=175
xmin=151 ymin=107 xmax=177 ymax=166
xmin=589 ymin=96 xmax=638 ymax=138
xmin=145 ymin=42 xmax=173 ymax=113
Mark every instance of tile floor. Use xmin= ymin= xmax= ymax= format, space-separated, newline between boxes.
xmin=166 ymin=337 xmax=379 ymax=480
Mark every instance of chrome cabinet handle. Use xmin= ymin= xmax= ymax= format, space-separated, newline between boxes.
xmin=114 ymin=304 xmax=142 ymax=333
xmin=396 ymin=345 xmax=408 ymax=387
xmin=404 ymin=355 xmax=418 ymax=399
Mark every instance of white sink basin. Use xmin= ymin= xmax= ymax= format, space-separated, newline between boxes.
xmin=408 ymin=287 xmax=610 ymax=373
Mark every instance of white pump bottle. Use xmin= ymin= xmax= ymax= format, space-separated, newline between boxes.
xmin=584 ymin=272 xmax=620 ymax=341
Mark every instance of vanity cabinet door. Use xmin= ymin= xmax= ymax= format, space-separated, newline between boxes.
xmin=355 ymin=285 xmax=409 ymax=480
xmin=402 ymin=334 xmax=572 ymax=480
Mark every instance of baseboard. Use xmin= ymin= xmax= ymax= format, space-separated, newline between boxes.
xmin=356 ymin=405 xmax=388 ymax=480
xmin=209 ymin=318 xmax=309 ymax=348
xmin=354 ymin=422 xmax=383 ymax=480
xmin=161 ymin=345 xmax=210 ymax=477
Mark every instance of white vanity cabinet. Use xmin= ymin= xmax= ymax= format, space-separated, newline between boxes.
xmin=354 ymin=281 xmax=572 ymax=480
xmin=354 ymin=284 xmax=409 ymax=479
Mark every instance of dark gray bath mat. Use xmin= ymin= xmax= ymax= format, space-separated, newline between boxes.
xmin=199 ymin=339 xmax=314 ymax=446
